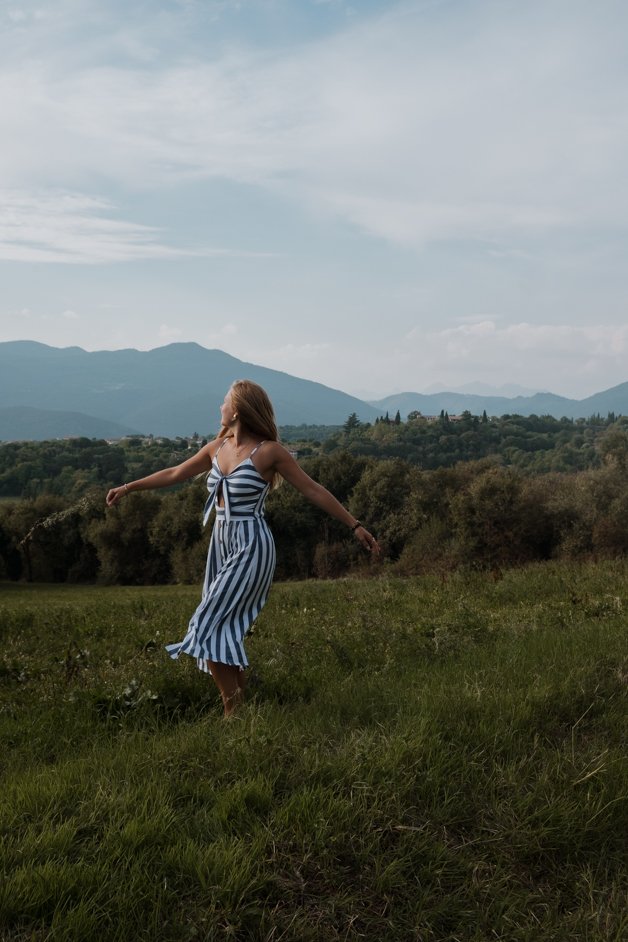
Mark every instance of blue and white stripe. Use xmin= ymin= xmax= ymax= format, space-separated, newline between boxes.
xmin=165 ymin=451 xmax=276 ymax=671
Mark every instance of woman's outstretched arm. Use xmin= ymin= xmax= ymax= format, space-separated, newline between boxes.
xmin=105 ymin=440 xmax=217 ymax=507
xmin=263 ymin=443 xmax=380 ymax=554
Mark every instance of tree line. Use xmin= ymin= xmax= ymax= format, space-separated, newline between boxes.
xmin=326 ymin=410 xmax=619 ymax=473
xmin=2 ymin=418 xmax=628 ymax=584
xmin=0 ymin=411 xmax=623 ymax=504
xmin=212 ymin=409 xmax=623 ymax=474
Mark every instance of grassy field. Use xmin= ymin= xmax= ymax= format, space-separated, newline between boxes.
xmin=0 ymin=562 xmax=626 ymax=941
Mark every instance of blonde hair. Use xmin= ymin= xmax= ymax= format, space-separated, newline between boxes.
xmin=219 ymin=380 xmax=282 ymax=487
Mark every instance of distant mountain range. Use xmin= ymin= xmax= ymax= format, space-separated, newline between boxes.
xmin=0 ymin=407 xmax=136 ymax=441
xmin=0 ymin=341 xmax=626 ymax=441
xmin=421 ymin=381 xmax=541 ymax=397
xmin=370 ymin=387 xmax=628 ymax=421
xmin=0 ymin=341 xmax=381 ymax=439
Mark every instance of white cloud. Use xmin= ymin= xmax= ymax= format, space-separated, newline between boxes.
xmin=61 ymin=308 xmax=78 ymax=319
xmin=158 ymin=324 xmax=183 ymax=341
xmin=1 ymin=0 xmax=627 ymax=402
xmin=234 ymin=341 xmax=337 ymax=386
xmin=254 ymin=342 xmax=331 ymax=366
xmin=0 ymin=190 xmax=189 ymax=263
xmin=398 ymin=321 xmax=628 ymax=397
xmin=1 ymin=1 xmax=626 ymax=252
xmin=0 ymin=189 xmax=276 ymax=264
xmin=428 ymin=321 xmax=628 ymax=359
xmin=204 ymin=323 xmax=239 ymax=348
xmin=316 ymin=195 xmax=573 ymax=250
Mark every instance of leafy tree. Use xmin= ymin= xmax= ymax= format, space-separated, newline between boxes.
xmin=148 ymin=482 xmax=208 ymax=583
xmin=343 ymin=413 xmax=361 ymax=432
xmin=265 ymin=482 xmax=321 ymax=579
xmin=450 ymin=467 xmax=551 ymax=569
xmin=8 ymin=494 xmax=85 ymax=582
xmin=312 ymin=540 xmax=356 ymax=579
xmin=592 ymin=488 xmax=628 ymax=556
xmin=0 ymin=515 xmax=21 ymax=579
xmin=349 ymin=458 xmax=422 ymax=558
xmin=89 ymin=493 xmax=168 ymax=585
xmin=597 ymin=424 xmax=628 ymax=471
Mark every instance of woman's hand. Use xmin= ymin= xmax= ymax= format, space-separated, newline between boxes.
xmin=106 ymin=485 xmax=127 ymax=507
xmin=354 ymin=525 xmax=380 ymax=555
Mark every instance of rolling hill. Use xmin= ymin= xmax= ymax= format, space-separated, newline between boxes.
xmin=1 ymin=341 xmax=626 ymax=440
xmin=0 ymin=341 xmax=380 ymax=438
xmin=370 ymin=385 xmax=628 ymax=421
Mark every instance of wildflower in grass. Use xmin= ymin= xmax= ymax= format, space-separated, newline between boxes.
xmin=18 ymin=495 xmax=101 ymax=548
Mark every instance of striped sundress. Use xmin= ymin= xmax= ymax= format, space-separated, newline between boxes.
xmin=165 ymin=440 xmax=276 ymax=672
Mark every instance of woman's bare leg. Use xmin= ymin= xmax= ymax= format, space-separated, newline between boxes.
xmin=208 ymin=660 xmax=245 ymax=717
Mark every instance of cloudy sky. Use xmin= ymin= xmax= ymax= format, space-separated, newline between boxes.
xmin=1 ymin=0 xmax=627 ymax=401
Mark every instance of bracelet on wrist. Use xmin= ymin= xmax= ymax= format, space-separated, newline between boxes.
xmin=124 ymin=483 xmax=130 ymax=494
xmin=350 ymin=520 xmax=362 ymax=532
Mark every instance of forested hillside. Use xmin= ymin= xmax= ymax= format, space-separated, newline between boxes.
xmin=0 ymin=411 xmax=622 ymax=501
xmin=317 ymin=410 xmax=618 ymax=472
xmin=1 ymin=412 xmax=628 ymax=584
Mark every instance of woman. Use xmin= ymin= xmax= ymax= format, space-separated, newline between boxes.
xmin=106 ymin=380 xmax=380 ymax=716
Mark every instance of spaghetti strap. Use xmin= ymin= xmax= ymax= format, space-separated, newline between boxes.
xmin=249 ymin=440 xmax=266 ymax=458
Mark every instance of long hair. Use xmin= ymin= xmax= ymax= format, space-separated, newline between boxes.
xmin=219 ymin=380 xmax=282 ymax=487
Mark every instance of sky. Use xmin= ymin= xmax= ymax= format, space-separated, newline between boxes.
xmin=1 ymin=0 xmax=627 ymax=402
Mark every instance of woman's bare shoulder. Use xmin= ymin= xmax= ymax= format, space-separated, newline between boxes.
xmin=183 ymin=437 xmax=222 ymax=470
xmin=206 ymin=436 xmax=225 ymax=459
xmin=266 ymin=440 xmax=295 ymax=461
xmin=265 ymin=439 xmax=289 ymax=454
xmin=254 ymin=440 xmax=293 ymax=472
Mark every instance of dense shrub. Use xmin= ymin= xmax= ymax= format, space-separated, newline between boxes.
xmin=3 ymin=444 xmax=628 ymax=584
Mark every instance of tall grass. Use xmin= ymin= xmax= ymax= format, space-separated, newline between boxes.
xmin=0 ymin=562 xmax=626 ymax=941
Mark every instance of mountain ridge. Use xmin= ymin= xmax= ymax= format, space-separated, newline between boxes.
xmin=370 ymin=385 xmax=628 ymax=420
xmin=0 ymin=407 xmax=139 ymax=441
xmin=0 ymin=341 xmax=381 ymax=438
xmin=1 ymin=341 xmax=626 ymax=440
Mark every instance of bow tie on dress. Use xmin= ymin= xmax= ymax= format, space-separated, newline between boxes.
xmin=202 ymin=468 xmax=230 ymax=525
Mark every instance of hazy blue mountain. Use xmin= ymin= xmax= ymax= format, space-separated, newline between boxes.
xmin=2 ymin=341 xmax=626 ymax=441
xmin=0 ymin=407 xmax=139 ymax=441
xmin=0 ymin=341 xmax=380 ymax=437
xmin=371 ymin=387 xmax=628 ymax=420
xmin=577 ymin=383 xmax=628 ymax=419
xmin=422 ymin=381 xmax=541 ymax=397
